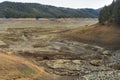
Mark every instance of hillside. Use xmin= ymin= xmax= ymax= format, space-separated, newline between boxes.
xmin=0 ymin=50 xmax=59 ymax=80
xmin=62 ymin=24 xmax=120 ymax=50
xmin=0 ymin=1 xmax=99 ymax=18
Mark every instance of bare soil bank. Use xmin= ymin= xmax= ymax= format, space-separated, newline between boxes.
xmin=62 ymin=24 xmax=120 ymax=50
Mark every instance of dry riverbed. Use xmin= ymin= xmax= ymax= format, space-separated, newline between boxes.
xmin=0 ymin=18 xmax=120 ymax=80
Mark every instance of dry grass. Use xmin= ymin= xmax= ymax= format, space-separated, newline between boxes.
xmin=62 ymin=24 xmax=120 ymax=50
xmin=0 ymin=51 xmax=50 ymax=80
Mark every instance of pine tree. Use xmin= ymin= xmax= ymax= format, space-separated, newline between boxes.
xmin=99 ymin=0 xmax=120 ymax=25
xmin=99 ymin=6 xmax=110 ymax=24
xmin=113 ymin=0 xmax=120 ymax=24
xmin=108 ymin=0 xmax=115 ymax=22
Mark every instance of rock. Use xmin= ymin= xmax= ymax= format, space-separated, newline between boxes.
xmin=94 ymin=46 xmax=104 ymax=52
xmin=111 ymin=50 xmax=120 ymax=64
xmin=109 ymin=50 xmax=120 ymax=70
xmin=72 ymin=60 xmax=81 ymax=64
xmin=103 ymin=50 xmax=111 ymax=55
xmin=6 ymin=52 xmax=12 ymax=55
xmin=0 ymin=40 xmax=8 ymax=48
xmin=90 ymin=60 xmax=102 ymax=66
xmin=46 ymin=59 xmax=82 ymax=71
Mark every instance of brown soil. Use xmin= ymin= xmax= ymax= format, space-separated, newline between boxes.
xmin=62 ymin=24 xmax=120 ymax=50
xmin=0 ymin=51 xmax=55 ymax=80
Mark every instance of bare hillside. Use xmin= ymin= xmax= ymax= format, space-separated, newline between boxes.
xmin=62 ymin=24 xmax=120 ymax=50
xmin=0 ymin=50 xmax=58 ymax=80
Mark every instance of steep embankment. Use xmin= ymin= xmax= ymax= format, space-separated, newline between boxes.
xmin=62 ymin=24 xmax=120 ymax=49
xmin=0 ymin=50 xmax=55 ymax=80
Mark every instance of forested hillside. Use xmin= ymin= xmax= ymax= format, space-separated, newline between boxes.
xmin=0 ymin=1 xmax=99 ymax=18
xmin=99 ymin=0 xmax=120 ymax=25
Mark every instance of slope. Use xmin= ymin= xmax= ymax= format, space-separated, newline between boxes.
xmin=62 ymin=24 xmax=120 ymax=50
xmin=0 ymin=50 xmax=57 ymax=80
xmin=0 ymin=1 xmax=99 ymax=18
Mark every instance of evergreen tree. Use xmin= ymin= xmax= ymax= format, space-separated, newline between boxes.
xmin=99 ymin=0 xmax=120 ymax=25
xmin=108 ymin=0 xmax=115 ymax=22
xmin=99 ymin=6 xmax=110 ymax=24
xmin=113 ymin=0 xmax=120 ymax=24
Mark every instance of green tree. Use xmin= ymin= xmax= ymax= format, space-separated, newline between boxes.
xmin=113 ymin=0 xmax=120 ymax=24
xmin=99 ymin=0 xmax=120 ymax=25
xmin=108 ymin=0 xmax=115 ymax=23
xmin=99 ymin=6 xmax=110 ymax=24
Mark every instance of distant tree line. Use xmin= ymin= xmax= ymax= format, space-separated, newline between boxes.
xmin=0 ymin=1 xmax=99 ymax=18
xmin=99 ymin=0 xmax=120 ymax=25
